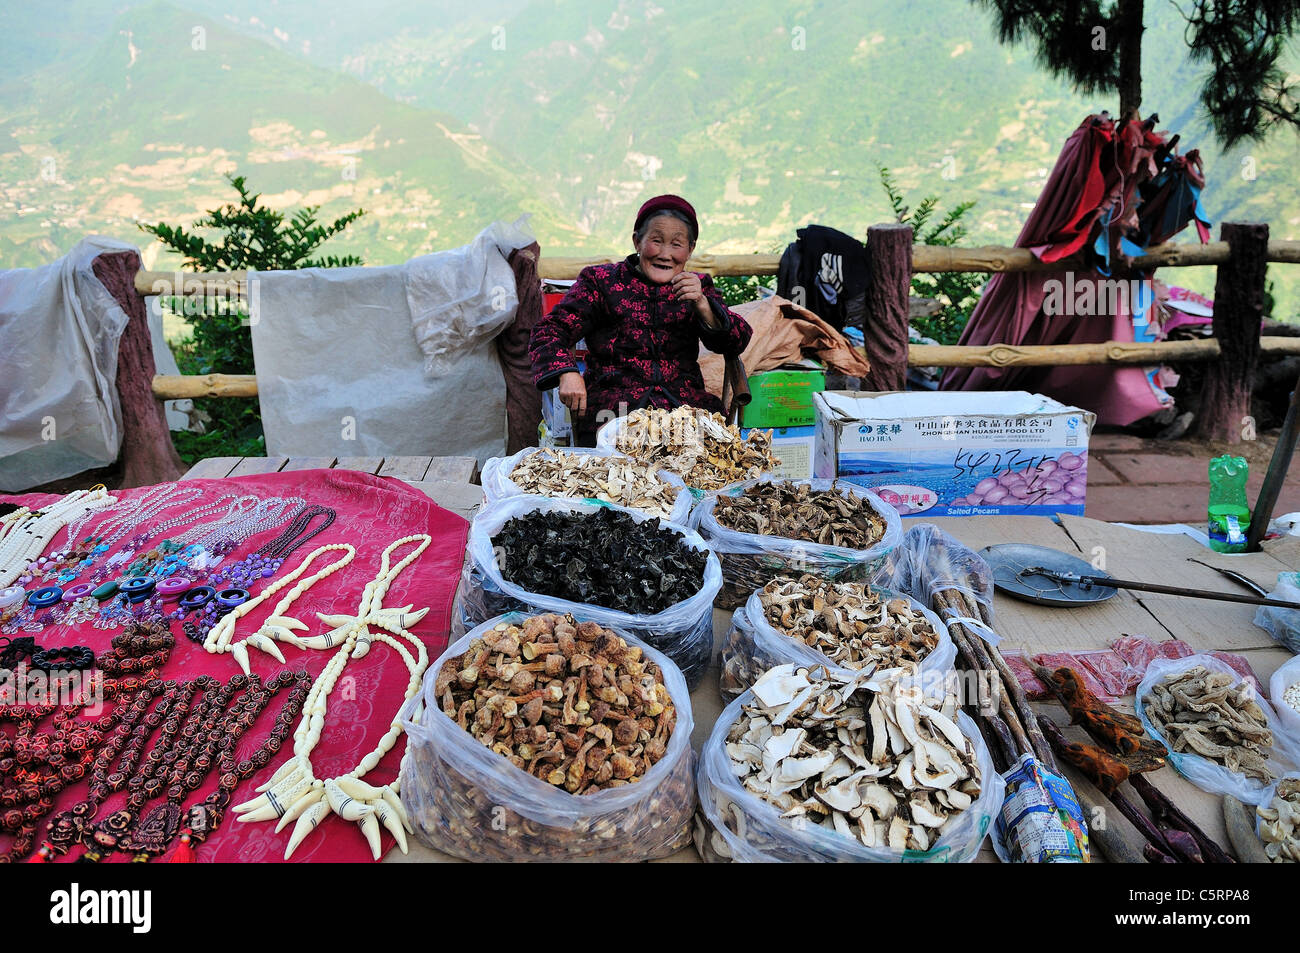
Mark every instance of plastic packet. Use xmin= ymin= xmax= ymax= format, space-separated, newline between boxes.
xmin=991 ymin=754 xmax=1090 ymax=863
xmin=1254 ymin=572 xmax=1300 ymax=654
xmin=696 ymin=477 xmax=903 ymax=609
xmin=694 ymin=679 xmax=1004 ymax=863
xmin=1136 ymin=654 xmax=1300 ymax=806
xmin=1269 ymin=654 xmax=1300 ymax=742
xmin=480 ymin=446 xmax=693 ymax=524
xmin=399 ymin=612 xmax=696 ymax=861
xmin=718 ymin=586 xmax=957 ymax=700
xmin=454 ymin=495 xmax=721 ymax=688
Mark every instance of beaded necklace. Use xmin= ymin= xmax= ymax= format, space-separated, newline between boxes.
xmin=0 ymin=488 xmax=117 ymax=588
xmin=229 ymin=535 xmax=432 ymax=859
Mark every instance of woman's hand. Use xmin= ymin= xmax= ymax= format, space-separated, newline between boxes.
xmin=557 ymin=371 xmax=587 ymax=417
xmin=670 ymin=271 xmax=716 ymax=325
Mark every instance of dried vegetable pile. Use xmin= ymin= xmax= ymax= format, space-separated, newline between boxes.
xmin=757 ymin=574 xmax=941 ymax=672
xmin=436 ymin=614 xmax=677 ymax=793
xmin=1256 ymin=778 xmax=1300 ymax=862
xmin=722 ymin=664 xmax=982 ymax=852
xmin=508 ymin=450 xmax=682 ymax=520
xmin=613 ymin=407 xmax=779 ymax=491
xmin=1144 ymin=666 xmax=1277 ymax=782
xmin=492 ymin=507 xmax=706 ymax=614
xmin=713 ymin=481 xmax=888 ymax=549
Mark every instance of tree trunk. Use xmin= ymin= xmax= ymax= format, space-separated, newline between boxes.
xmin=860 ymin=224 xmax=912 ymax=392
xmin=1196 ymin=222 xmax=1269 ymax=443
xmin=1117 ymin=0 xmax=1144 ymax=121
xmin=92 ymin=250 xmax=186 ymax=488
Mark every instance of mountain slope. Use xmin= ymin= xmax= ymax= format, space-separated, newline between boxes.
xmin=0 ymin=0 xmax=590 ymax=269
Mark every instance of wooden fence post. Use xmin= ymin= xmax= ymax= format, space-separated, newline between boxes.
xmin=861 ymin=223 xmax=912 ymax=392
xmin=1196 ymin=222 xmax=1269 ymax=443
xmin=92 ymin=251 xmax=186 ymax=488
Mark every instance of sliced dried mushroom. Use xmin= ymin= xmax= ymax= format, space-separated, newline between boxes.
xmin=614 ymin=407 xmax=780 ymax=491
xmin=509 ymin=449 xmax=682 ymax=520
xmin=1144 ymin=665 xmax=1276 ymax=783
xmin=439 ymin=613 xmax=678 ymax=795
xmin=758 ymin=574 xmax=940 ymax=672
xmin=1256 ymin=777 xmax=1300 ymax=863
xmin=723 ymin=664 xmax=982 ymax=853
xmin=713 ymin=481 xmax=888 ymax=550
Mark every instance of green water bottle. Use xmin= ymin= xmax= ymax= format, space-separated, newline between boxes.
xmin=1207 ymin=455 xmax=1251 ymax=553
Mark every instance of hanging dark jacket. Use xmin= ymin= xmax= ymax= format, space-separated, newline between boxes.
xmin=777 ymin=225 xmax=869 ymax=332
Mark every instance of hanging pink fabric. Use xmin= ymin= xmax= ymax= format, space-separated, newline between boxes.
xmin=941 ymin=116 xmax=1175 ymax=426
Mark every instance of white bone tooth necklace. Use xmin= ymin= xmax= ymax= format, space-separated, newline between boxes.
xmin=230 ymin=534 xmax=432 ymax=860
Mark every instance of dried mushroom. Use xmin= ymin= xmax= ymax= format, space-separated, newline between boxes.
xmin=614 ymin=406 xmax=780 ymax=491
xmin=1144 ymin=666 xmax=1276 ymax=782
xmin=492 ymin=507 xmax=706 ymax=614
xmin=714 ymin=481 xmax=887 ymax=550
xmin=1256 ymin=778 xmax=1300 ymax=862
xmin=724 ymin=664 xmax=982 ymax=853
xmin=510 ymin=449 xmax=681 ymax=520
xmin=438 ymin=613 xmax=677 ymax=794
xmin=759 ymin=574 xmax=940 ymax=672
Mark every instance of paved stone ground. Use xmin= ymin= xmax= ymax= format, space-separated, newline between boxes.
xmin=1084 ymin=430 xmax=1300 ymax=525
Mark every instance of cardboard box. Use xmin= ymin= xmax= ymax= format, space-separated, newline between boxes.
xmin=740 ymin=361 xmax=825 ymax=429
xmin=814 ymin=391 xmax=1095 ymax=517
xmin=741 ymin=425 xmax=816 ymax=480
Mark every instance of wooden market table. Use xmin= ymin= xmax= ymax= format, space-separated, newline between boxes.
xmin=182 ymin=462 xmax=1300 ymax=863
xmin=180 ymin=454 xmax=480 ymax=484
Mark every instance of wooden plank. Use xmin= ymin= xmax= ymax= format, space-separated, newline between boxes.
xmin=280 ymin=457 xmax=338 ymax=472
xmin=423 ymin=456 xmax=479 ymax=484
xmin=280 ymin=457 xmax=340 ymax=473
xmin=227 ymin=456 xmax=289 ymax=477
xmin=377 ymin=456 xmax=433 ymax=482
xmin=333 ymin=457 xmax=385 ymax=475
xmin=180 ymin=457 xmax=242 ymax=480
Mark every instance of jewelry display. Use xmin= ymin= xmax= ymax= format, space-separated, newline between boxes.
xmin=0 ymin=488 xmax=117 ymax=588
xmin=231 ymin=535 xmax=432 ymax=859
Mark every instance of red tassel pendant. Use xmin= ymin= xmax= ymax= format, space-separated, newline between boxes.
xmin=168 ymin=831 xmax=196 ymax=863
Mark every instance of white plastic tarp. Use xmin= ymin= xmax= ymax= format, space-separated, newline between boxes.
xmin=0 ymin=236 xmax=133 ymax=492
xmin=250 ymin=221 xmax=533 ymax=465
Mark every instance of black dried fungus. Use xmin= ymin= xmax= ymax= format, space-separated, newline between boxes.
xmin=492 ymin=508 xmax=707 ymax=614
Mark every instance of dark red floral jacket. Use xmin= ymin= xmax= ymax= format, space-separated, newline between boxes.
xmin=530 ymin=255 xmax=752 ymax=423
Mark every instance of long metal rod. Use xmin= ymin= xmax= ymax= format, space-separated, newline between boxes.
xmin=1247 ymin=378 xmax=1300 ymax=552
xmin=1022 ymin=567 xmax=1300 ymax=610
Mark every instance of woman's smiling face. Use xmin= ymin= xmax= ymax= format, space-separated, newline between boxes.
xmin=633 ymin=215 xmax=694 ymax=284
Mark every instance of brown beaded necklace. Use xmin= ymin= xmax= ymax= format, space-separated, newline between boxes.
xmin=0 ymin=619 xmax=174 ymax=863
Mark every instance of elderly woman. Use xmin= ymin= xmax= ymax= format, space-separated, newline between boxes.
xmin=530 ymin=195 xmax=753 ymax=445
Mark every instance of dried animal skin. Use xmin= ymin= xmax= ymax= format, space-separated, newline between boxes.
xmin=1256 ymin=778 xmax=1300 ymax=863
xmin=509 ymin=449 xmax=681 ymax=520
xmin=439 ymin=613 xmax=677 ymax=795
xmin=714 ymin=481 xmax=888 ymax=550
xmin=1144 ymin=665 xmax=1276 ymax=783
xmin=723 ymin=664 xmax=982 ymax=853
xmin=759 ymin=574 xmax=941 ymax=672
xmin=614 ymin=407 xmax=780 ymax=491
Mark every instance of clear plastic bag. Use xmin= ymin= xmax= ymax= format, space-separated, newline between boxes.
xmin=399 ymin=612 xmax=696 ymax=861
xmin=1254 ymin=572 xmax=1300 ymax=654
xmin=719 ymin=587 xmax=957 ymax=700
xmin=1136 ymin=654 xmax=1300 ymax=806
xmin=1269 ymin=655 xmax=1300 ymax=743
xmin=480 ymin=446 xmax=693 ymax=524
xmin=454 ymin=495 xmax=722 ymax=688
xmin=696 ymin=477 xmax=903 ymax=609
xmin=694 ymin=681 xmax=1004 ymax=862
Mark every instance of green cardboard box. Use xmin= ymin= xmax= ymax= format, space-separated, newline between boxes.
xmin=740 ymin=362 xmax=826 ymax=429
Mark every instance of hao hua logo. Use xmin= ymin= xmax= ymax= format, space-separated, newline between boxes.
xmin=49 ymin=883 xmax=151 ymax=933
